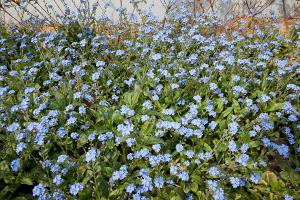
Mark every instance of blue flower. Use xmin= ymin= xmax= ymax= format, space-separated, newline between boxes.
xmin=120 ymin=105 xmax=135 ymax=116
xmin=110 ymin=165 xmax=128 ymax=182
xmin=126 ymin=184 xmax=135 ymax=194
xmin=232 ymin=86 xmax=247 ymax=96
xmin=273 ymin=144 xmax=289 ymax=158
xmin=142 ymin=100 xmax=153 ymax=109
xmin=52 ymin=191 xmax=64 ymax=200
xmin=66 ymin=116 xmax=77 ymax=126
xmin=57 ymin=155 xmax=68 ymax=163
xmin=185 ymin=150 xmax=194 ymax=158
xmin=88 ymin=133 xmax=96 ymax=141
xmin=152 ymin=53 xmax=162 ymax=61
xmin=53 ymin=174 xmax=63 ymax=186
xmin=70 ymin=132 xmax=78 ymax=139
xmin=284 ymin=195 xmax=294 ymax=200
xmin=209 ymin=121 xmax=218 ymax=130
xmin=152 ymin=144 xmax=161 ymax=153
xmin=16 ymin=142 xmax=27 ymax=154
xmin=208 ymin=167 xmax=220 ymax=177
xmin=33 ymin=183 xmax=46 ymax=197
xmin=162 ymin=108 xmax=175 ymax=116
xmin=140 ymin=115 xmax=149 ymax=123
xmin=176 ymin=144 xmax=184 ymax=152
xmin=229 ymin=177 xmax=245 ymax=188
xmin=229 ymin=121 xmax=239 ymax=135
xmin=69 ymin=183 xmax=84 ymax=195
xmin=213 ymin=188 xmax=226 ymax=200
xmin=116 ymin=50 xmax=125 ymax=56
xmin=240 ymin=144 xmax=249 ymax=153
xmin=193 ymin=95 xmax=202 ymax=103
xmin=261 ymin=137 xmax=272 ymax=147
xmin=86 ymin=148 xmax=100 ymax=163
xmin=260 ymin=94 xmax=271 ymax=103
xmin=126 ymin=138 xmax=136 ymax=147
xmin=11 ymin=158 xmax=20 ymax=172
xmin=57 ymin=127 xmax=67 ymax=138
xmin=236 ymin=154 xmax=249 ymax=167
xmin=178 ymin=171 xmax=189 ymax=181
xmin=154 ymin=177 xmax=164 ymax=189
xmin=209 ymin=83 xmax=218 ymax=91
xmin=50 ymin=164 xmax=61 ymax=173
xmin=288 ymin=115 xmax=298 ymax=122
xmin=207 ymin=180 xmax=218 ymax=191
xmin=117 ymin=121 xmax=134 ymax=136
xmin=96 ymin=60 xmax=105 ymax=67
xmin=250 ymin=173 xmax=261 ymax=184
xmin=228 ymin=141 xmax=238 ymax=152
xmin=207 ymin=180 xmax=226 ymax=200
xmin=91 ymin=72 xmax=101 ymax=81
xmin=7 ymin=122 xmax=20 ymax=132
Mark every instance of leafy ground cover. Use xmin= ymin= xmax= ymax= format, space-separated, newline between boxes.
xmin=0 ymin=8 xmax=300 ymax=200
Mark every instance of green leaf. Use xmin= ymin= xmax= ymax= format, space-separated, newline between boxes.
xmin=195 ymin=191 xmax=206 ymax=199
xmin=170 ymin=188 xmax=185 ymax=200
xmin=112 ymin=112 xmax=123 ymax=124
xmin=4 ymin=175 xmax=15 ymax=184
xmin=20 ymin=177 xmax=33 ymax=185
xmin=109 ymin=189 xmax=123 ymax=198
xmin=216 ymin=143 xmax=227 ymax=152
xmin=123 ymin=85 xmax=141 ymax=108
xmin=249 ymin=141 xmax=260 ymax=148
xmin=248 ymin=188 xmax=262 ymax=200
xmin=216 ymin=119 xmax=226 ymax=130
xmin=1 ymin=185 xmax=17 ymax=196
xmin=0 ymin=161 xmax=9 ymax=172
xmin=270 ymin=180 xmax=285 ymax=191
xmin=191 ymin=182 xmax=198 ymax=193
xmin=143 ymin=136 xmax=165 ymax=145
xmin=90 ymin=109 xmax=104 ymax=124
xmin=198 ymin=141 xmax=212 ymax=151
xmin=164 ymin=97 xmax=173 ymax=104
xmin=77 ymin=134 xmax=88 ymax=148
xmin=216 ymin=98 xmax=224 ymax=113
xmin=280 ymin=170 xmax=300 ymax=183
xmin=232 ymin=99 xmax=240 ymax=113
xmin=266 ymin=102 xmax=284 ymax=112
xmin=220 ymin=107 xmax=233 ymax=118
xmin=183 ymin=183 xmax=190 ymax=193
xmin=191 ymin=174 xmax=202 ymax=185
xmin=98 ymin=179 xmax=109 ymax=198
xmin=141 ymin=118 xmax=156 ymax=136
xmin=14 ymin=197 xmax=28 ymax=200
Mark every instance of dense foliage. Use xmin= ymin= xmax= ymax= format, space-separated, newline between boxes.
xmin=0 ymin=9 xmax=299 ymax=200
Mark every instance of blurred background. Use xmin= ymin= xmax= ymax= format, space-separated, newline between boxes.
xmin=0 ymin=0 xmax=299 ymax=24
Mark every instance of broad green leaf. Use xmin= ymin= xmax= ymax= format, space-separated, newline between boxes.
xmin=123 ymin=85 xmax=141 ymax=108
xmin=232 ymin=99 xmax=240 ymax=113
xmin=77 ymin=134 xmax=88 ymax=148
xmin=191 ymin=182 xmax=198 ymax=193
xmin=216 ymin=98 xmax=224 ymax=113
xmin=143 ymin=136 xmax=165 ymax=145
xmin=141 ymin=118 xmax=156 ymax=136
xmin=266 ymin=102 xmax=284 ymax=112
xmin=112 ymin=112 xmax=123 ymax=124
xmin=220 ymin=107 xmax=233 ymax=118
xmin=20 ymin=177 xmax=33 ymax=185
xmin=183 ymin=183 xmax=191 ymax=193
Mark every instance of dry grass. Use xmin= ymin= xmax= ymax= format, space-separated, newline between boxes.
xmin=39 ymin=17 xmax=300 ymax=37
xmin=215 ymin=16 xmax=299 ymax=36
